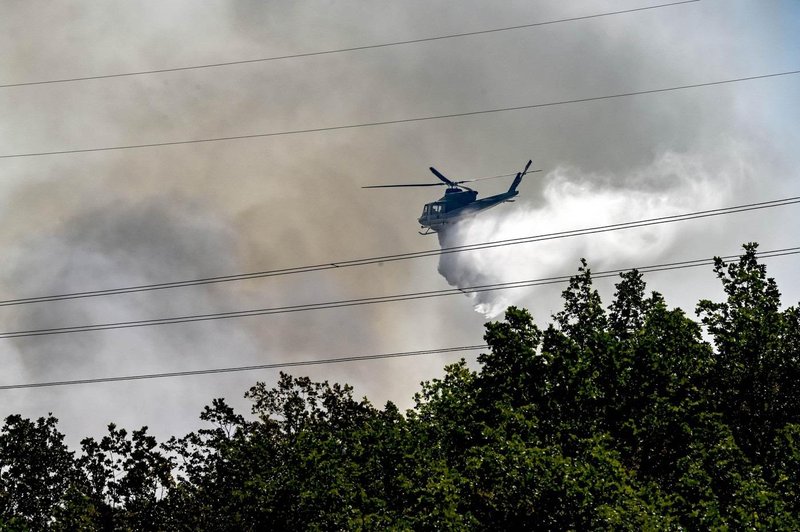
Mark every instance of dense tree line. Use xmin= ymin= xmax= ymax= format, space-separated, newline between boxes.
xmin=1 ymin=243 xmax=798 ymax=529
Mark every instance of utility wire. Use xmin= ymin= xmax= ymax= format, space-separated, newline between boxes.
xmin=2 ymin=195 xmax=798 ymax=307
xmin=0 ymin=1 xmax=699 ymax=90
xmin=2 ymin=246 xmax=797 ymax=339
xmin=2 ymin=69 xmax=798 ymax=160
xmin=0 ymin=345 xmax=487 ymax=390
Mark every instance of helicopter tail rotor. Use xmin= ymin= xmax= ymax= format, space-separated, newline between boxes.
xmin=508 ymin=159 xmax=533 ymax=193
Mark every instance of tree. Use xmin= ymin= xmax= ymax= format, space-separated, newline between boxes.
xmin=78 ymin=424 xmax=174 ymax=529
xmin=0 ymin=414 xmax=79 ymax=529
xmin=2 ymin=244 xmax=799 ymax=528
xmin=697 ymin=243 xmax=800 ymax=460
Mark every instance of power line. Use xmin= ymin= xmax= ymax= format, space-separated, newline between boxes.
xmin=0 ymin=344 xmax=487 ymax=390
xmin=0 ymin=1 xmax=700 ymax=90
xmin=2 ymin=246 xmax=797 ymax=339
xmin=2 ymin=69 xmax=798 ymax=160
xmin=2 ymin=246 xmax=795 ymax=390
xmin=2 ymin=195 xmax=798 ymax=307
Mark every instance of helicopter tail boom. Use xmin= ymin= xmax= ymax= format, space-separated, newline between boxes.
xmin=508 ymin=172 xmax=524 ymax=193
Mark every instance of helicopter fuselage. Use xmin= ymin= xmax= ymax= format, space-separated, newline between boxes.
xmin=418 ymin=187 xmax=519 ymax=233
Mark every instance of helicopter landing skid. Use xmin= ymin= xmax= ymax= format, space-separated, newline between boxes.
xmin=418 ymin=227 xmax=437 ymax=235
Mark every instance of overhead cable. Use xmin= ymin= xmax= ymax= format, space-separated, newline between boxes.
xmin=2 ymin=195 xmax=798 ymax=307
xmin=2 ymin=246 xmax=797 ymax=339
xmin=2 ymin=69 xmax=798 ymax=160
xmin=0 ymin=345 xmax=487 ymax=390
xmin=0 ymin=1 xmax=699 ymax=90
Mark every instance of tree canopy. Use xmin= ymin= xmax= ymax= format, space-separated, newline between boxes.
xmin=1 ymin=243 xmax=798 ymax=529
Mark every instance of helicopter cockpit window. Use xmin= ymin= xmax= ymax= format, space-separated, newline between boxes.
xmin=431 ymin=204 xmax=443 ymax=214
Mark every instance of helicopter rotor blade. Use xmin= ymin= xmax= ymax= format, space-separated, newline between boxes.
xmin=362 ymin=161 xmax=541 ymax=189
xmin=429 ymin=166 xmax=456 ymax=187
xmin=362 ymin=183 xmax=444 ymax=189
xmin=455 ymin=172 xmax=516 ymax=184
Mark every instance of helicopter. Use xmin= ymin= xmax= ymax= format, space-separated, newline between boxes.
xmin=363 ymin=159 xmax=536 ymax=234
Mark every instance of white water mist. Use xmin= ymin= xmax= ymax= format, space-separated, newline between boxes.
xmin=437 ymin=148 xmax=749 ymax=317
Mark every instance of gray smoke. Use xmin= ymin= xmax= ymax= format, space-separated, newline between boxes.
xmin=0 ymin=1 xmax=798 ymax=445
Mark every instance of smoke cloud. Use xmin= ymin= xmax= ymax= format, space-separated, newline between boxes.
xmin=0 ymin=1 xmax=797 ymax=444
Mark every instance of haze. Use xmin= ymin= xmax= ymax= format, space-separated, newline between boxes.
xmin=1 ymin=0 xmax=798 ymax=446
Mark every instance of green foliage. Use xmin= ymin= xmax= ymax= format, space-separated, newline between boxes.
xmin=0 ymin=414 xmax=78 ymax=530
xmin=698 ymin=243 xmax=800 ymax=460
xmin=1 ymin=243 xmax=799 ymax=528
xmin=77 ymin=424 xmax=174 ymax=529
